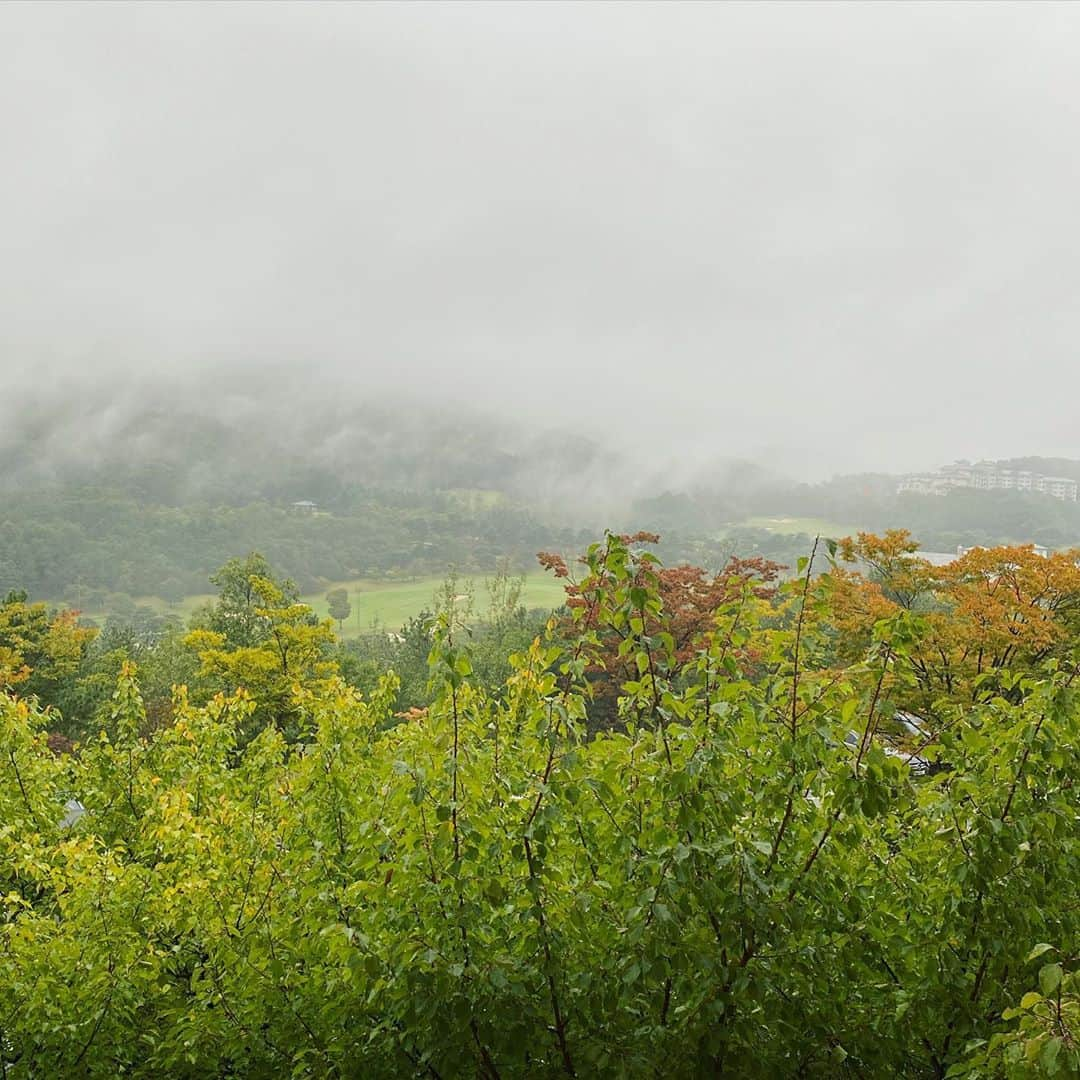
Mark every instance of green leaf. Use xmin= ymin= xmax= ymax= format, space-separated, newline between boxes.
xmin=1040 ymin=1037 xmax=1062 ymax=1071
xmin=1039 ymin=962 xmax=1063 ymax=997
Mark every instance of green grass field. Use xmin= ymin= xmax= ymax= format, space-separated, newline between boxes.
xmin=105 ymin=570 xmax=570 ymax=638
xmin=76 ymin=592 xmax=216 ymax=625
xmin=303 ymin=571 xmax=568 ymax=635
xmin=741 ymin=516 xmax=860 ymax=538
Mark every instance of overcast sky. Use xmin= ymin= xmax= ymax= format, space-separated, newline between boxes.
xmin=2 ymin=2 xmax=1079 ymax=480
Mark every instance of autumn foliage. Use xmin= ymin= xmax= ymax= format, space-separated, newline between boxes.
xmin=540 ymin=535 xmax=782 ymax=729
xmin=0 ymin=593 xmax=96 ymax=699
xmin=829 ymin=530 xmax=1080 ymax=714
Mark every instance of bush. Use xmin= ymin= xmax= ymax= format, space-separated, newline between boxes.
xmin=1 ymin=536 xmax=1078 ymax=1077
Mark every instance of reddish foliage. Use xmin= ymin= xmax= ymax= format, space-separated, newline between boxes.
xmin=615 ymin=531 xmax=661 ymax=545
xmin=537 ymin=552 xmax=570 ymax=579
xmin=648 ymin=558 xmax=780 ymax=663
xmin=46 ymin=731 xmax=76 ymax=756
xmin=538 ymin=539 xmax=782 ymax=729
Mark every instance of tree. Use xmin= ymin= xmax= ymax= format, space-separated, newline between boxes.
xmin=156 ymin=576 xmax=187 ymax=605
xmin=185 ymin=575 xmax=336 ymax=741
xmin=829 ymin=530 xmax=1080 ymax=718
xmin=0 ymin=590 xmax=96 ymax=703
xmin=192 ymin=552 xmax=301 ymax=648
xmin=326 ymin=587 xmax=351 ymax=632
xmin=539 ymin=533 xmax=782 ymax=730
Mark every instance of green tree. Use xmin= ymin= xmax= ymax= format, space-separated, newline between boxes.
xmin=192 ymin=552 xmax=300 ymax=648
xmin=326 ymin=587 xmax=351 ymax=633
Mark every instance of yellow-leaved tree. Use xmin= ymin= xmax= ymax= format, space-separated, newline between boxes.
xmin=185 ymin=575 xmax=336 ymax=741
xmin=0 ymin=591 xmax=96 ymax=700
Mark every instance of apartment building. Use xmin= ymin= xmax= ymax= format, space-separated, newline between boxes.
xmin=898 ymin=461 xmax=1078 ymax=502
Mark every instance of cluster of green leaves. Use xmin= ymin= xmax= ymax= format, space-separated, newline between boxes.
xmin=952 ymin=944 xmax=1079 ymax=1078
xmin=1 ymin=534 xmax=1079 ymax=1076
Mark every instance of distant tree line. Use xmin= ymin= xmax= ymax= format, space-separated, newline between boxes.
xmin=0 ymin=486 xmax=594 ymax=603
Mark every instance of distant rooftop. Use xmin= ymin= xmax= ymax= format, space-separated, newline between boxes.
xmin=915 ymin=551 xmax=956 ymax=567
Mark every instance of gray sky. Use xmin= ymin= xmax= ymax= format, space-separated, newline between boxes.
xmin=2 ymin=2 xmax=1079 ymax=480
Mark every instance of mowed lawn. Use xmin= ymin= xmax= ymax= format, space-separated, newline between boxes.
xmin=741 ymin=516 xmax=860 ymax=538
xmin=307 ymin=571 xmax=569 ymax=635
xmin=93 ymin=572 xmax=569 ymax=638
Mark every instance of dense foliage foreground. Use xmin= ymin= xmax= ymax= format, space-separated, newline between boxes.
xmin=2 ymin=536 xmax=1079 ymax=1077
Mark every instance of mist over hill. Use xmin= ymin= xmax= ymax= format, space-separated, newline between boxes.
xmin=1 ymin=375 xmax=792 ymax=524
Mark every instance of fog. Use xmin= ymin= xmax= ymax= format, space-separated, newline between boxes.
xmin=3 ymin=2 xmax=1079 ymax=481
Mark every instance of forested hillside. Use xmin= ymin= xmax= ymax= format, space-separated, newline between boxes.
xmin=637 ymin=477 xmax=1080 ymax=555
xmin=0 ymin=485 xmax=589 ymax=601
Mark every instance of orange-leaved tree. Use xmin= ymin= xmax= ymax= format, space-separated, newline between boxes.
xmin=827 ymin=531 xmax=1080 ymax=717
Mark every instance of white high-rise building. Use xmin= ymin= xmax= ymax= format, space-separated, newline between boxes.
xmin=897 ymin=462 xmax=1078 ymax=501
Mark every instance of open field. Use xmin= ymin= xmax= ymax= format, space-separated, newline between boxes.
xmin=740 ymin=516 xmax=860 ymax=538
xmin=302 ymin=570 xmax=568 ymax=635
xmin=73 ymin=592 xmax=216 ymax=625
xmin=87 ymin=570 xmax=570 ymax=638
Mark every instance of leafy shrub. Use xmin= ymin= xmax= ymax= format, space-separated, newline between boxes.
xmin=1 ymin=535 xmax=1078 ymax=1077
